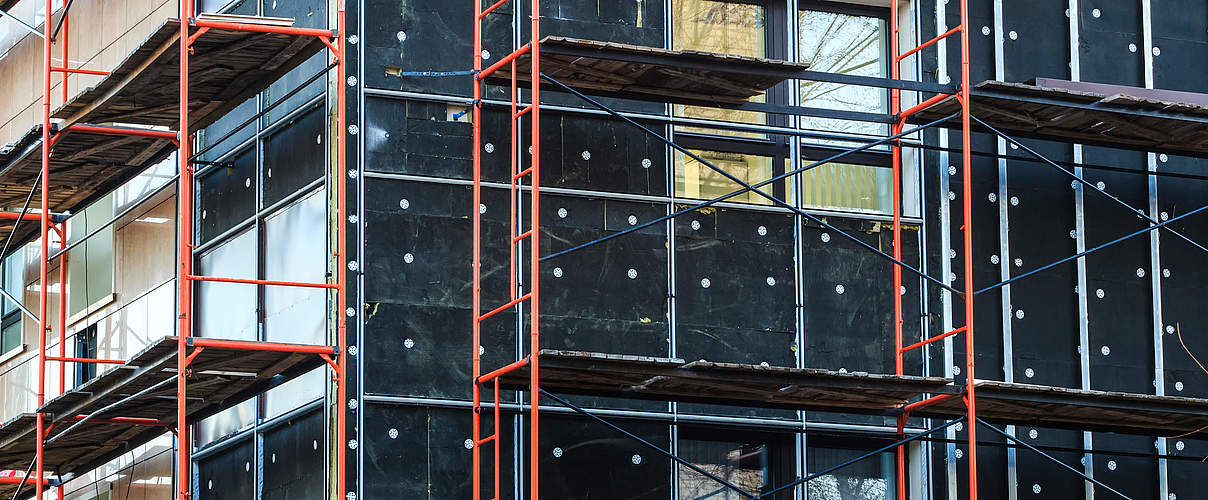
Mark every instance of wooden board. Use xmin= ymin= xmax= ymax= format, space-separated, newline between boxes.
xmin=913 ymin=80 xmax=1208 ymax=158
xmin=488 ymin=36 xmax=808 ymax=106
xmin=51 ymin=18 xmax=327 ymax=129
xmin=0 ymin=336 xmax=326 ymax=476
xmin=501 ymin=350 xmax=1208 ymax=438
xmin=496 ymin=350 xmax=954 ymax=413
xmin=918 ymin=380 xmax=1208 ymax=438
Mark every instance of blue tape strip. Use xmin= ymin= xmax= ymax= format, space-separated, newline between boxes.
xmin=398 ymin=70 xmax=478 ymax=77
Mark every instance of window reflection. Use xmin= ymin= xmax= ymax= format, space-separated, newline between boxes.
xmin=672 ymin=0 xmax=769 ymax=136
xmin=801 ymin=162 xmax=893 ymax=214
xmin=264 ymin=190 xmax=326 ymax=345
xmin=678 ymin=431 xmax=789 ymax=499
xmin=798 ymin=9 xmax=889 ymax=138
xmin=806 ymin=445 xmax=896 ymax=500
xmin=197 ymin=229 xmax=257 ymax=341
xmin=675 ymin=149 xmax=786 ymax=205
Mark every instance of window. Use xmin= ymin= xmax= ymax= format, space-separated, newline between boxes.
xmin=798 ymin=5 xmax=890 ymax=138
xmin=0 ymin=250 xmax=23 ymax=354
xmin=68 ymin=193 xmax=116 ymax=317
xmin=672 ymin=0 xmax=773 ymax=135
xmin=801 ymin=161 xmax=894 ymax=214
xmin=74 ymin=324 xmax=98 ymax=386
xmin=806 ymin=439 xmax=897 ymax=500
xmin=798 ymin=3 xmax=900 ymax=215
xmin=678 ymin=429 xmax=794 ymax=499
xmin=675 ymin=149 xmax=789 ymax=206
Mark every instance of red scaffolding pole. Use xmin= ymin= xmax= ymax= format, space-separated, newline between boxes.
xmin=26 ymin=2 xmax=349 ymax=498
xmin=472 ymin=0 xmax=542 ymax=498
xmin=890 ymin=0 xmax=975 ymax=498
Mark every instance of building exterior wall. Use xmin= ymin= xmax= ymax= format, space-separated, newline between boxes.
xmin=0 ymin=0 xmax=175 ymax=145
xmin=0 ymin=0 xmax=1203 ymax=498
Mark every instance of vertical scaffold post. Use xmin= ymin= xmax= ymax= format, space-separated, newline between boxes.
xmin=526 ymin=1 xmax=541 ymax=498
xmin=888 ymin=0 xmax=906 ymax=498
xmin=959 ymin=0 xmax=978 ymax=497
xmin=470 ymin=0 xmax=484 ymax=497
xmin=334 ymin=1 xmax=349 ymax=498
xmin=177 ymin=1 xmax=194 ymax=499
xmin=36 ymin=0 xmax=52 ymax=495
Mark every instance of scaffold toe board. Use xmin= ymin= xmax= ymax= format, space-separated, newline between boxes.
xmin=0 ymin=336 xmax=324 ymax=476
xmin=914 ymin=80 xmax=1208 ymax=157
xmin=496 ymin=350 xmax=954 ymax=412
xmin=489 ymin=36 xmax=808 ymax=105
xmin=918 ymin=380 xmax=1208 ymax=438
xmin=52 ymin=17 xmax=326 ymax=130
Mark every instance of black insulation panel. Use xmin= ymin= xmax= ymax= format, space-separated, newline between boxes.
xmin=1005 ymin=139 xmax=1080 ymax=389
xmin=262 ymin=411 xmax=325 ymax=499
xmin=1002 ymin=0 xmax=1070 ymax=83
xmin=1081 ymin=148 xmax=1153 ymax=394
xmin=1157 ymin=176 xmax=1208 ymax=400
xmin=676 ymin=206 xmax=796 ymax=367
xmin=527 ymin=414 xmax=671 ymax=499
xmin=362 ymin=404 xmax=514 ymax=499
xmin=262 ymin=105 xmax=325 ymax=207
xmin=1078 ymin=0 xmax=1144 ymax=86
xmin=364 ymin=0 xmax=511 ymax=96
xmin=1151 ymin=0 xmax=1208 ymax=93
xmin=363 ymin=180 xmax=516 ymax=399
xmin=196 ymin=438 xmax=255 ymax=500
xmin=539 ymin=195 xmax=669 ymax=357
xmin=947 ymin=132 xmax=1006 ymax=383
xmin=198 ymin=148 xmax=257 ymax=244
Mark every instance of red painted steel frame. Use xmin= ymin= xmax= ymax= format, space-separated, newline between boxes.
xmin=29 ymin=2 xmax=348 ymax=499
xmin=890 ymin=1 xmax=974 ymax=499
xmin=472 ymin=1 xmax=542 ymax=498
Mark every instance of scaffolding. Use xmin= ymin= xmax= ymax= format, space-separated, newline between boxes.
xmin=468 ymin=1 xmax=1208 ymax=499
xmin=0 ymin=1 xmax=349 ymax=499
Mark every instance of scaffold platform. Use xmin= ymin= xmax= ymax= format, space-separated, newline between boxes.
xmin=498 ymin=350 xmax=1208 ymax=439
xmin=0 ymin=336 xmax=327 ymax=483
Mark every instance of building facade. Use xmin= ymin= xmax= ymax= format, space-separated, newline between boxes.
xmin=0 ymin=0 xmax=1203 ymax=498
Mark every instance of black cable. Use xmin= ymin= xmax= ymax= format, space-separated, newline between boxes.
xmin=974 ymin=202 xmax=1208 ymax=295
xmin=539 ymin=389 xmax=758 ymax=499
xmin=971 ymin=114 xmax=1208 ymax=257
xmin=49 ymin=0 xmax=75 ymax=42
xmin=976 ymin=418 xmax=1132 ymax=500
xmin=1 ymin=175 xmax=42 ymax=261
xmin=539 ymin=72 xmax=960 ymax=295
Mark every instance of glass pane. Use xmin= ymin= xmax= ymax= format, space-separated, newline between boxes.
xmin=263 ymin=368 xmax=323 ymax=419
xmin=263 ymin=108 xmax=325 ymax=207
xmin=798 ymin=10 xmax=888 ymax=138
xmin=68 ymin=194 xmax=115 ymax=316
xmin=801 ymin=162 xmax=893 ymax=214
xmin=114 ymin=154 xmax=177 ymax=214
xmin=264 ymin=190 xmax=326 ymax=345
xmin=197 ymin=229 xmax=257 ymax=341
xmin=1 ymin=320 xmax=19 ymax=353
xmin=806 ymin=445 xmax=896 ymax=500
xmin=672 ymin=0 xmax=768 ymax=136
xmin=2 ymin=250 xmax=23 ymax=317
xmin=674 ymin=149 xmax=785 ymax=205
xmin=678 ymin=439 xmax=773 ymax=498
xmin=199 ymin=149 xmax=257 ymax=244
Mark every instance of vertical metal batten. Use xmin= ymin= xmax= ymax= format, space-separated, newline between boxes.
xmin=1066 ymin=1 xmax=1096 ymax=497
xmin=785 ymin=4 xmax=808 ymax=497
xmin=932 ymin=0 xmax=958 ymax=495
xmin=987 ymin=2 xmax=1017 ymax=497
xmin=1138 ymin=0 xmax=1169 ymax=497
